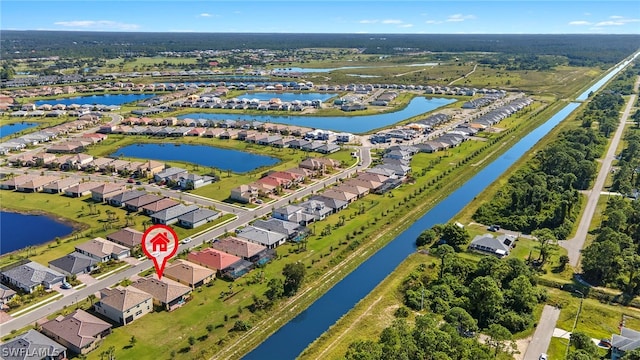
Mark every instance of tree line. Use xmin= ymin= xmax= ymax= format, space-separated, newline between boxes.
xmin=474 ymin=91 xmax=624 ymax=239
xmin=343 ymin=249 xmax=546 ymax=360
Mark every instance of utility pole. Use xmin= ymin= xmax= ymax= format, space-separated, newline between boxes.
xmin=565 ymin=290 xmax=585 ymax=357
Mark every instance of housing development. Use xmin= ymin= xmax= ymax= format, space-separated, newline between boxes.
xmin=0 ymin=14 xmax=640 ymax=360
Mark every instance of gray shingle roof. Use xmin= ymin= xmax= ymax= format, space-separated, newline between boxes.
xmin=1 ymin=261 xmax=65 ymax=290
xmin=48 ymin=252 xmax=97 ymax=275
xmin=0 ymin=329 xmax=67 ymax=360
xmin=151 ymin=204 xmax=199 ymax=222
xmin=177 ymin=208 xmax=219 ymax=224
xmin=237 ymin=226 xmax=286 ymax=247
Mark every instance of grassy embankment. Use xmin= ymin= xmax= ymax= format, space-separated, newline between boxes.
xmin=300 ymin=68 xmax=637 ymax=360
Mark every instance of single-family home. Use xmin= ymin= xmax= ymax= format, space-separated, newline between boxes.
xmin=333 ymin=183 xmax=369 ymax=199
xmin=154 ymin=167 xmax=188 ymax=183
xmin=94 ymin=286 xmax=153 ymax=325
xmin=236 ymin=226 xmax=287 ymax=249
xmin=107 ymin=189 xmax=146 ymax=207
xmin=123 ymin=194 xmax=164 ymax=212
xmin=299 ymin=199 xmax=333 ymax=221
xmin=136 ymin=160 xmax=165 ymax=178
xmin=15 ymin=175 xmax=59 ymax=193
xmin=164 ymin=259 xmax=216 ymax=289
xmin=252 ymin=218 xmax=308 ymax=242
xmin=91 ymin=183 xmax=125 ymax=202
xmin=309 ymin=195 xmax=349 ymax=213
xmin=272 ymin=205 xmax=315 ymax=226
xmin=320 ymin=188 xmax=358 ymax=203
xmin=106 ymin=227 xmax=143 ymax=249
xmin=150 ymin=204 xmax=199 ymax=225
xmin=612 ymin=327 xmax=640 ymax=360
xmin=178 ymin=173 xmax=214 ymax=190
xmin=75 ymin=238 xmax=130 ymax=262
xmin=230 ymin=184 xmax=259 ymax=203
xmin=131 ymin=277 xmax=191 ymax=311
xmin=141 ymin=197 xmax=180 ymax=215
xmin=43 ymin=177 xmax=80 ymax=194
xmin=468 ymin=234 xmax=516 ymax=258
xmin=178 ymin=208 xmax=220 ymax=229
xmin=0 ymin=174 xmax=37 ymax=190
xmin=0 ymin=261 xmax=65 ymax=293
xmin=187 ymin=248 xmax=241 ymax=272
xmin=48 ymin=252 xmax=98 ymax=276
xmin=210 ymin=236 xmax=274 ymax=265
xmin=40 ymin=309 xmax=112 ymax=355
xmin=0 ymin=329 xmax=67 ymax=360
xmin=0 ymin=284 xmax=17 ymax=305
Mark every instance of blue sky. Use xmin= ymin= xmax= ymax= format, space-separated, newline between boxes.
xmin=2 ymin=1 xmax=639 ymax=34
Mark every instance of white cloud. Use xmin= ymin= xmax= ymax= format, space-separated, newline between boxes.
xmin=610 ymin=15 xmax=624 ymax=19
xmin=595 ymin=18 xmax=639 ymax=26
xmin=425 ymin=20 xmax=443 ymax=25
xmin=199 ymin=13 xmax=212 ymax=17
xmin=399 ymin=23 xmax=414 ymax=28
xmin=568 ymin=20 xmax=591 ymax=26
xmin=382 ymin=19 xmax=403 ymax=24
xmin=446 ymin=14 xmax=476 ymax=22
xmin=359 ymin=19 xmax=378 ymax=24
xmin=53 ymin=20 xmax=140 ymax=31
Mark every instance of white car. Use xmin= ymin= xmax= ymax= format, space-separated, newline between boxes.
xmin=539 ymin=354 xmax=548 ymax=360
xmin=181 ymin=237 xmax=192 ymax=244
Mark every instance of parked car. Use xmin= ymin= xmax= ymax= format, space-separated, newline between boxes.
xmin=61 ymin=282 xmax=72 ymax=290
xmin=181 ymin=237 xmax=192 ymax=244
xmin=136 ymin=181 xmax=142 ymax=185
xmin=538 ymin=354 xmax=548 ymax=360
xmin=600 ymin=338 xmax=612 ymax=348
xmin=488 ymin=225 xmax=500 ymax=232
xmin=127 ymin=178 xmax=135 ymax=183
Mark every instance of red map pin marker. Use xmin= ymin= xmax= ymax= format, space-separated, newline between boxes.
xmin=141 ymin=224 xmax=179 ymax=280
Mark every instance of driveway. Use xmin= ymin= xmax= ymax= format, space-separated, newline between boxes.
xmin=523 ymin=305 xmax=561 ymax=360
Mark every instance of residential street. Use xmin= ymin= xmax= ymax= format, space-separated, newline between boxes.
xmin=559 ymin=75 xmax=639 ymax=267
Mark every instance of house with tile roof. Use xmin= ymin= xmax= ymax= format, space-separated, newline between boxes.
xmin=0 ymin=329 xmax=67 ymax=360
xmin=94 ymin=286 xmax=153 ymax=325
xmin=123 ymin=193 xmax=164 ymax=212
xmin=74 ymin=238 xmax=130 ymax=262
xmin=187 ymin=248 xmax=242 ymax=272
xmin=178 ymin=208 xmax=220 ymax=229
xmin=106 ymin=227 xmax=143 ymax=249
xmin=0 ymin=174 xmax=37 ymax=190
xmin=90 ymin=183 xmax=125 ymax=202
xmin=210 ymin=236 xmax=274 ymax=265
xmin=150 ymin=204 xmax=199 ymax=225
xmin=48 ymin=252 xmax=98 ymax=276
xmin=236 ymin=226 xmax=286 ymax=249
xmin=107 ymin=189 xmax=146 ymax=207
xmin=0 ymin=261 xmax=65 ymax=293
xmin=131 ymin=277 xmax=191 ymax=311
xmin=230 ymin=184 xmax=259 ymax=204
xmin=40 ymin=309 xmax=112 ymax=354
xmin=164 ymin=260 xmax=215 ymax=289
xmin=15 ymin=175 xmax=59 ymax=193
xmin=43 ymin=177 xmax=80 ymax=194
xmin=141 ymin=197 xmax=179 ymax=215
xmin=320 ymin=188 xmax=358 ymax=203
xmin=64 ymin=182 xmax=102 ymax=198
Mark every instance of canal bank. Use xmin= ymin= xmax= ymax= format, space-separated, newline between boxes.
xmin=238 ymin=52 xmax=638 ymax=360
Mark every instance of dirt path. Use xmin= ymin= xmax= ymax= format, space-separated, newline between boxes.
xmin=448 ymin=64 xmax=477 ymax=86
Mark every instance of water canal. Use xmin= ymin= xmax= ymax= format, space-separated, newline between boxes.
xmin=243 ymin=101 xmax=581 ymax=359
xmin=0 ymin=122 xmax=39 ymax=138
xmin=35 ymin=93 xmax=156 ymax=107
xmin=0 ymin=211 xmax=74 ymax=255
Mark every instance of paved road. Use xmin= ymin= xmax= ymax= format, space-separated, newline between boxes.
xmin=0 ymin=147 xmax=372 ymax=335
xmin=523 ymin=305 xmax=561 ymax=360
xmin=559 ymin=75 xmax=639 ymax=267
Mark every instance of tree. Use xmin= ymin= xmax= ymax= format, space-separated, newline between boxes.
xmin=438 ymin=223 xmax=470 ymax=250
xmin=468 ymin=276 xmax=504 ymax=327
xmin=485 ymin=323 xmax=513 ymax=356
xmin=265 ymin=278 xmax=284 ymax=301
xmin=444 ymin=307 xmax=478 ymax=335
xmin=622 ymin=348 xmax=640 ymax=359
xmin=531 ymin=228 xmax=557 ymax=265
xmin=416 ymin=228 xmax=437 ymax=247
xmin=433 ymin=244 xmax=455 ymax=280
xmin=282 ymin=262 xmax=306 ymax=297
xmin=129 ymin=336 xmax=137 ymax=347
xmin=558 ymin=255 xmax=570 ymax=271
xmin=188 ymin=336 xmax=196 ymax=346
xmin=231 ymin=320 xmax=252 ymax=332
xmin=344 ymin=340 xmax=382 ymax=360
xmin=504 ymin=275 xmax=538 ymax=313
xmin=570 ymin=331 xmax=599 ymax=356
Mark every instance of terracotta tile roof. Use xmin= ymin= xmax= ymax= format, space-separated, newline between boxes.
xmin=106 ymin=227 xmax=143 ymax=248
xmin=210 ymin=236 xmax=266 ymax=259
xmin=141 ymin=198 xmax=179 ymax=213
xmin=75 ymin=237 xmax=129 ymax=259
xmin=187 ymin=248 xmax=241 ymax=270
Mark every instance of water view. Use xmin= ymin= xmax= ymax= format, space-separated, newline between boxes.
xmin=179 ymin=97 xmax=455 ymax=133
xmin=0 ymin=211 xmax=74 ymax=255
xmin=272 ymin=62 xmax=439 ymax=73
xmin=35 ymin=93 xmax=156 ymax=107
xmin=577 ymin=52 xmax=640 ymax=101
xmin=244 ymin=101 xmax=583 ymax=360
xmin=237 ymin=92 xmax=338 ymax=102
xmin=112 ymin=143 xmax=279 ymax=173
xmin=0 ymin=122 xmax=39 ymax=138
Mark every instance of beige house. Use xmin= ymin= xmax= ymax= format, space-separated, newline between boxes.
xmin=131 ymin=277 xmax=191 ymax=311
xmin=164 ymin=259 xmax=216 ymax=289
xmin=94 ymin=286 xmax=153 ymax=325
